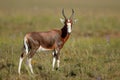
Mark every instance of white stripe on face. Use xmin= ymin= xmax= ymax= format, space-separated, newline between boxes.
xmin=67 ymin=22 xmax=72 ymax=33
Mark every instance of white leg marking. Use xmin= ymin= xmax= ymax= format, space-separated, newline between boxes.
xmin=55 ymin=50 xmax=58 ymax=54
xmin=57 ymin=60 xmax=60 ymax=68
xmin=24 ymin=37 xmax=28 ymax=54
xmin=27 ymin=58 xmax=34 ymax=74
xmin=18 ymin=57 xmax=23 ymax=74
xmin=52 ymin=52 xmax=54 ymax=55
xmin=52 ymin=57 xmax=56 ymax=71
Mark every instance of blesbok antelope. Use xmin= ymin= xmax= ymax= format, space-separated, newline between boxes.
xmin=18 ymin=9 xmax=76 ymax=74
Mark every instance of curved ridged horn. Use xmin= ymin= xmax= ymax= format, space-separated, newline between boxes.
xmin=62 ymin=9 xmax=66 ymax=19
xmin=69 ymin=9 xmax=74 ymax=19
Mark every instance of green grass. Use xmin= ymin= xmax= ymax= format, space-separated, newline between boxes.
xmin=0 ymin=0 xmax=120 ymax=80
xmin=0 ymin=37 xmax=120 ymax=80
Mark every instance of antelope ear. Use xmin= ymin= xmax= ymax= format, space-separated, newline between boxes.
xmin=60 ymin=18 xmax=65 ymax=24
xmin=73 ymin=19 xmax=78 ymax=24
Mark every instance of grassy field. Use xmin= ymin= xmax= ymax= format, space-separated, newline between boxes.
xmin=0 ymin=0 xmax=120 ymax=80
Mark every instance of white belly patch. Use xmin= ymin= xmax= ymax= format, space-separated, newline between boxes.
xmin=37 ymin=46 xmax=52 ymax=52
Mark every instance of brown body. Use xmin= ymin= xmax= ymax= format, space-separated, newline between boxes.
xmin=25 ymin=29 xmax=69 ymax=53
xmin=18 ymin=9 xmax=75 ymax=74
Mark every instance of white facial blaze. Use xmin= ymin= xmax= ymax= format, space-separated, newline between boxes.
xmin=67 ymin=23 xmax=72 ymax=33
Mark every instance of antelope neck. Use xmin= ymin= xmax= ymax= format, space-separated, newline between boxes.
xmin=61 ymin=25 xmax=71 ymax=38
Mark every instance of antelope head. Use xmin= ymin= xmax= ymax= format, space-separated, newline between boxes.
xmin=60 ymin=9 xmax=76 ymax=33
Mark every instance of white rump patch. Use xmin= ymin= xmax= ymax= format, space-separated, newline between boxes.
xmin=67 ymin=23 xmax=72 ymax=33
xmin=24 ymin=37 xmax=29 ymax=54
xmin=37 ymin=46 xmax=51 ymax=52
